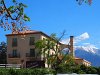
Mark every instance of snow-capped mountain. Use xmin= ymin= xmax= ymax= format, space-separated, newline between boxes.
xmin=75 ymin=46 xmax=100 ymax=67
xmin=61 ymin=32 xmax=100 ymax=67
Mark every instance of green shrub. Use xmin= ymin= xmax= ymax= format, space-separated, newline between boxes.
xmin=0 ymin=68 xmax=8 ymax=75
xmin=0 ymin=68 xmax=55 ymax=75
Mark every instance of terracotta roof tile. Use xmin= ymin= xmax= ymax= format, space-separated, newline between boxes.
xmin=6 ymin=30 xmax=41 ymax=36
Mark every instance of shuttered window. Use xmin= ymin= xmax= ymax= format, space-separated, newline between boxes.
xmin=12 ymin=38 xmax=17 ymax=47
xmin=29 ymin=37 xmax=35 ymax=45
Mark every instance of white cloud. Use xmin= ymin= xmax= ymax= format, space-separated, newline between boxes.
xmin=74 ymin=32 xmax=89 ymax=43
xmin=61 ymin=32 xmax=100 ymax=55
xmin=60 ymin=39 xmax=70 ymax=44
xmin=61 ymin=32 xmax=90 ymax=44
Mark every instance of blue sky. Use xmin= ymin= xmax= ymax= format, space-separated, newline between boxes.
xmin=0 ymin=0 xmax=100 ymax=48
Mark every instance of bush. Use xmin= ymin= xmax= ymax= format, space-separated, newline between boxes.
xmin=56 ymin=63 xmax=73 ymax=74
xmin=0 ymin=68 xmax=55 ymax=75
xmin=0 ymin=66 xmax=99 ymax=75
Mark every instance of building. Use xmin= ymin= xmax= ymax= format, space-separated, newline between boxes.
xmin=61 ymin=36 xmax=91 ymax=66
xmin=6 ymin=30 xmax=63 ymax=68
xmin=75 ymin=57 xmax=91 ymax=66
xmin=66 ymin=36 xmax=91 ymax=66
xmin=6 ymin=30 xmax=91 ymax=68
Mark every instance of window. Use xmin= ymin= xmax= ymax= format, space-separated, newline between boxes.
xmin=12 ymin=38 xmax=17 ymax=47
xmin=30 ymin=48 xmax=35 ymax=57
xmin=12 ymin=49 xmax=17 ymax=57
xmin=29 ymin=37 xmax=35 ymax=45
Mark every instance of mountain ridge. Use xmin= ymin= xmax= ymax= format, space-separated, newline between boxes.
xmin=75 ymin=47 xmax=100 ymax=67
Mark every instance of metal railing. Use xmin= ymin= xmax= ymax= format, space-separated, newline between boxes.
xmin=8 ymin=53 xmax=20 ymax=58
xmin=0 ymin=64 xmax=21 ymax=69
xmin=26 ymin=53 xmax=35 ymax=57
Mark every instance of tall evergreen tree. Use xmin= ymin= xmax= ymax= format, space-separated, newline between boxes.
xmin=0 ymin=41 xmax=7 ymax=64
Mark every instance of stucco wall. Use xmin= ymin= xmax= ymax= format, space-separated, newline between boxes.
xmin=7 ymin=33 xmax=42 ymax=66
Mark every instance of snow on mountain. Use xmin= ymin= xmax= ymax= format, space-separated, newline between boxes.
xmin=75 ymin=46 xmax=96 ymax=55
xmin=75 ymin=44 xmax=100 ymax=56
xmin=61 ymin=32 xmax=100 ymax=66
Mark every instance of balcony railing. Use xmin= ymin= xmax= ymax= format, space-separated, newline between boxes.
xmin=26 ymin=53 xmax=35 ymax=57
xmin=8 ymin=53 xmax=20 ymax=58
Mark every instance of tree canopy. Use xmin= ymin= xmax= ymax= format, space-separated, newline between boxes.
xmin=0 ymin=0 xmax=30 ymax=32
xmin=76 ymin=0 xmax=92 ymax=5
xmin=0 ymin=0 xmax=92 ymax=32
xmin=0 ymin=41 xmax=7 ymax=64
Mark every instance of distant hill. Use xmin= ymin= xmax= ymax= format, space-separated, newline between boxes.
xmin=75 ymin=46 xmax=100 ymax=67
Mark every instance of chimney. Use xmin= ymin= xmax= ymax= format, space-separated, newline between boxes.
xmin=70 ymin=36 xmax=74 ymax=57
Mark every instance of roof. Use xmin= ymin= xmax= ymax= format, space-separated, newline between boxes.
xmin=6 ymin=30 xmax=62 ymax=45
xmin=74 ymin=57 xmax=83 ymax=60
xmin=6 ymin=30 xmax=41 ymax=36
xmin=74 ymin=57 xmax=91 ymax=64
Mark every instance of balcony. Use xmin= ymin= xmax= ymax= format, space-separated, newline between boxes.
xmin=26 ymin=53 xmax=35 ymax=57
xmin=8 ymin=53 xmax=20 ymax=58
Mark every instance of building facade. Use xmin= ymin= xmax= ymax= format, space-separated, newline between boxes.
xmin=6 ymin=30 xmax=63 ymax=68
xmin=6 ymin=30 xmax=91 ymax=68
xmin=75 ymin=57 xmax=91 ymax=66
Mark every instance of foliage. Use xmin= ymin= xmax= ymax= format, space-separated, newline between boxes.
xmin=0 ymin=41 xmax=7 ymax=64
xmin=50 ymin=54 xmax=99 ymax=74
xmin=95 ymin=67 xmax=100 ymax=75
xmin=35 ymin=36 xmax=58 ymax=68
xmin=0 ymin=0 xmax=30 ymax=32
xmin=56 ymin=62 xmax=100 ymax=74
xmin=0 ymin=68 xmax=55 ymax=75
xmin=76 ymin=0 xmax=92 ymax=5
xmin=56 ymin=62 xmax=74 ymax=73
xmin=0 ymin=65 xmax=100 ymax=74
xmin=35 ymin=32 xmax=67 ymax=68
xmin=80 ymin=65 xmax=98 ymax=74
xmin=55 ymin=54 xmax=79 ymax=74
